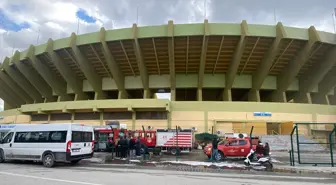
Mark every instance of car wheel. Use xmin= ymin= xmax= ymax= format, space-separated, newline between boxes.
xmin=71 ymin=160 xmax=81 ymax=165
xmin=0 ymin=150 xmax=4 ymax=163
xmin=215 ymin=151 xmax=225 ymax=161
xmin=43 ymin=153 xmax=55 ymax=168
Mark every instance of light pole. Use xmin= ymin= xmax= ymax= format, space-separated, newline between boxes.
xmin=332 ymin=13 xmax=336 ymax=33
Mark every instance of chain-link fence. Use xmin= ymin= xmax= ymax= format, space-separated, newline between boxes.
xmin=289 ymin=123 xmax=336 ymax=167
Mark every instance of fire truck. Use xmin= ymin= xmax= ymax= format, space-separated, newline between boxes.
xmin=93 ymin=126 xmax=128 ymax=152
xmin=134 ymin=128 xmax=193 ymax=155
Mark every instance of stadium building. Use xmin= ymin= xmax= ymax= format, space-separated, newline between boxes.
xmin=0 ymin=20 xmax=336 ymax=136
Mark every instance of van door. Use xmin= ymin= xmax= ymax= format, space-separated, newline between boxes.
xmin=1 ymin=132 xmax=14 ymax=159
xmin=71 ymin=126 xmax=93 ymax=156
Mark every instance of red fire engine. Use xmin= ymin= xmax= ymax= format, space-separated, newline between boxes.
xmin=93 ymin=126 xmax=128 ymax=151
xmin=134 ymin=128 xmax=193 ymax=155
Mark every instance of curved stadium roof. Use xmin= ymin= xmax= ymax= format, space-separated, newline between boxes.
xmin=0 ymin=20 xmax=336 ymax=108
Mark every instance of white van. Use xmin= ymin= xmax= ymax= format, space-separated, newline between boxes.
xmin=0 ymin=123 xmax=94 ymax=167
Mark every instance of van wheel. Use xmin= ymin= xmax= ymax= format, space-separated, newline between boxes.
xmin=0 ymin=150 xmax=4 ymax=163
xmin=43 ymin=153 xmax=55 ymax=168
xmin=71 ymin=160 xmax=80 ymax=165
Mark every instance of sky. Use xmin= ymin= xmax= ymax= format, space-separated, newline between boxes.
xmin=0 ymin=0 xmax=335 ymax=110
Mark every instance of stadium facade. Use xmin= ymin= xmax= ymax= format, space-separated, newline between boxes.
xmin=0 ymin=20 xmax=336 ymax=136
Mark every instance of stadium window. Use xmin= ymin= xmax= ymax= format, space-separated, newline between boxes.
xmin=50 ymin=113 xmax=72 ymax=121
xmin=104 ymin=112 xmax=132 ymax=120
xmin=74 ymin=112 xmax=100 ymax=120
xmin=136 ymin=111 xmax=167 ymax=120
xmin=31 ymin=114 xmax=48 ymax=121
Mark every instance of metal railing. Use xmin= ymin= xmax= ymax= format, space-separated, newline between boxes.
xmin=289 ymin=123 xmax=336 ymax=167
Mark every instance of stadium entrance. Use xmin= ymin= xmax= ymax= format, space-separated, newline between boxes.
xmin=267 ymin=121 xmax=294 ymax=135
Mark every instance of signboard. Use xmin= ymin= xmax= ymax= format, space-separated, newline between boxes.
xmin=253 ymin=112 xmax=272 ymax=117
xmin=106 ymin=121 xmax=120 ymax=128
xmin=0 ymin=124 xmax=16 ymax=130
xmin=120 ymin=124 xmax=127 ymax=129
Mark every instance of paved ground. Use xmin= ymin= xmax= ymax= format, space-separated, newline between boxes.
xmin=0 ymin=162 xmax=335 ymax=185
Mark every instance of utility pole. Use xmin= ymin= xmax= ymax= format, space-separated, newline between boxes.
xmin=332 ymin=12 xmax=336 ymax=33
xmin=273 ymin=8 xmax=277 ymax=24
xmin=136 ymin=6 xmax=139 ymax=25
xmin=36 ymin=28 xmax=40 ymax=45
xmin=204 ymin=0 xmax=207 ymax=19
xmin=77 ymin=18 xmax=80 ymax=34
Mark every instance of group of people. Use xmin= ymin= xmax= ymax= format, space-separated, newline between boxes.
xmin=108 ymin=134 xmax=143 ymax=158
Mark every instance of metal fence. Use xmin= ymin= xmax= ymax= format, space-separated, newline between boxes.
xmin=289 ymin=123 xmax=336 ymax=167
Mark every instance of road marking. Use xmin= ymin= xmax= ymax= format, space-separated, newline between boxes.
xmin=0 ymin=171 xmax=104 ymax=185
xmin=73 ymin=166 xmax=333 ymax=180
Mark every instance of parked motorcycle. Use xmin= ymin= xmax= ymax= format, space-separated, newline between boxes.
xmin=244 ymin=149 xmax=273 ymax=170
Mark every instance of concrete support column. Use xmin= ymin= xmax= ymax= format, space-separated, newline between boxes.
xmin=197 ymin=88 xmax=202 ymax=101
xmin=132 ymin=111 xmax=136 ymax=130
xmin=223 ymin=88 xmax=232 ymax=101
xmin=118 ymin=90 xmax=128 ymax=99
xmin=167 ymin=112 xmax=172 ymax=129
xmin=248 ymin=90 xmax=260 ymax=102
xmin=170 ymin=89 xmax=176 ymax=101
xmin=143 ymin=89 xmax=152 ymax=99
xmin=47 ymin=114 xmax=51 ymax=124
xmin=271 ymin=91 xmax=287 ymax=102
xmin=204 ymin=111 xmax=208 ymax=133
xmin=99 ymin=112 xmax=104 ymax=126
xmin=71 ymin=112 xmax=75 ymax=123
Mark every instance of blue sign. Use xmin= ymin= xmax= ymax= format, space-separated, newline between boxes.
xmin=0 ymin=125 xmax=16 ymax=130
xmin=253 ymin=112 xmax=272 ymax=117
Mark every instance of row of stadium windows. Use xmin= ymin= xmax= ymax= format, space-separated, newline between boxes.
xmin=31 ymin=111 xmax=168 ymax=121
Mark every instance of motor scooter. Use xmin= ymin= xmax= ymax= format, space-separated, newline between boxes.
xmin=244 ymin=149 xmax=273 ymax=170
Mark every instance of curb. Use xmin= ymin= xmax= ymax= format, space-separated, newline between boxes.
xmin=273 ymin=167 xmax=336 ymax=176
xmin=84 ymin=158 xmax=336 ymax=176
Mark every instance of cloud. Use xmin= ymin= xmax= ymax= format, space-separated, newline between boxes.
xmin=76 ymin=8 xmax=96 ymax=23
xmin=0 ymin=8 xmax=30 ymax=31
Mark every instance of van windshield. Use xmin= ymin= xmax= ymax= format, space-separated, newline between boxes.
xmin=72 ymin=131 xmax=92 ymax=143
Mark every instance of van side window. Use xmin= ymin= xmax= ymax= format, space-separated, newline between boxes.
xmin=14 ymin=131 xmax=67 ymax=143
xmin=50 ymin=131 xmax=67 ymax=143
xmin=72 ymin=131 xmax=93 ymax=143
xmin=2 ymin=132 xmax=14 ymax=143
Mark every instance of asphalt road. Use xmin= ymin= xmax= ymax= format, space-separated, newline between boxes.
xmin=0 ymin=162 xmax=335 ymax=185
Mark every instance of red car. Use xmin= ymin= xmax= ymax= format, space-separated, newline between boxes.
xmin=204 ymin=137 xmax=258 ymax=161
